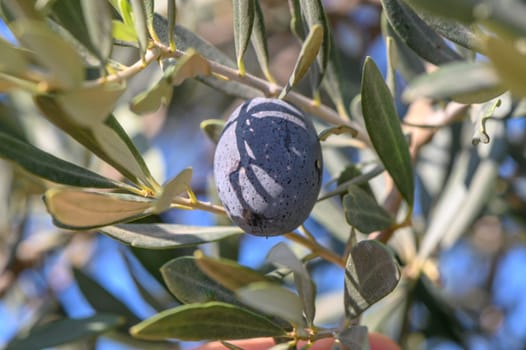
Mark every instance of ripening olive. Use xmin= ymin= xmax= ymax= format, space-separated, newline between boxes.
xmin=213 ymin=97 xmax=323 ymax=236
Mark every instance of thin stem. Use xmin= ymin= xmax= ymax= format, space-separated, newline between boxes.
xmin=285 ymin=232 xmax=346 ymax=268
xmin=172 ymin=197 xmax=226 ymax=216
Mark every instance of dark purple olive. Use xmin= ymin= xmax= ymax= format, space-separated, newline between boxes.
xmin=213 ymin=97 xmax=323 ymax=236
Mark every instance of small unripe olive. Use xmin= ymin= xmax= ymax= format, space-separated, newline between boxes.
xmin=213 ymin=97 xmax=323 ymax=236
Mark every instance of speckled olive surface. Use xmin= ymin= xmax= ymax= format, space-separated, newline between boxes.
xmin=213 ymin=97 xmax=323 ymax=236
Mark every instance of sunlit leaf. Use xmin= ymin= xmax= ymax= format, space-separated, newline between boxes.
xmin=343 ymin=185 xmax=393 ymax=233
xmin=251 ymin=0 xmax=273 ymax=82
xmin=237 ymin=282 xmax=304 ymax=327
xmin=112 ymin=19 xmax=138 ymax=43
xmin=386 ymin=36 xmax=396 ymax=95
xmin=57 ymin=82 xmax=126 ymax=126
xmin=101 ymin=224 xmax=243 ymax=249
xmin=279 ymin=24 xmax=323 ymax=99
xmin=381 ymin=0 xmax=461 ymax=65
xmin=403 ymin=61 xmax=505 ymax=104
xmin=0 ymin=131 xmax=120 ymax=189
xmin=80 ymin=0 xmax=113 ymax=63
xmin=161 ymin=257 xmax=239 ymax=305
xmin=0 ymin=37 xmax=29 ymax=76
xmin=130 ymin=302 xmax=286 ymax=340
xmin=232 ymin=0 xmax=255 ymax=75
xmin=154 ymin=167 xmax=192 ymax=213
xmin=44 ymin=188 xmax=153 ymax=229
xmin=485 ymin=36 xmax=526 ymax=98
xmin=200 ymin=119 xmax=225 ymax=144
xmin=130 ymin=78 xmax=172 ymax=115
xmin=167 ymin=0 xmax=177 ymax=50
xmin=130 ymin=0 xmax=149 ymax=59
xmin=361 ymin=57 xmax=414 ymax=206
xmin=266 ymin=243 xmax=316 ymax=325
xmin=5 ymin=314 xmax=124 ymax=350
xmin=14 ymin=20 xmax=84 ymax=89
xmin=195 ymin=254 xmax=270 ymax=291
xmin=344 ymin=240 xmax=400 ymax=318
xmin=168 ymin=49 xmax=212 ymax=85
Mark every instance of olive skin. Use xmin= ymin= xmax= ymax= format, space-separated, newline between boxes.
xmin=213 ymin=97 xmax=323 ymax=236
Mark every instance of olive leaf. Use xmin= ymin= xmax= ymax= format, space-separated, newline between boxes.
xmin=343 ymin=185 xmax=393 ymax=233
xmin=130 ymin=0 xmax=149 ymax=59
xmin=80 ymin=0 xmax=113 ymax=64
xmin=130 ymin=302 xmax=287 ymax=341
xmin=472 ymin=98 xmax=502 ymax=145
xmin=0 ymin=131 xmax=121 ymax=189
xmin=279 ymin=24 xmax=323 ymax=99
xmin=44 ymin=188 xmax=154 ymax=230
xmin=485 ymin=36 xmax=526 ymax=98
xmin=154 ymin=167 xmax=192 ymax=213
xmin=361 ymin=57 xmax=414 ymax=207
xmin=232 ymin=0 xmax=255 ymax=75
xmin=200 ymin=119 xmax=225 ymax=144
xmin=344 ymin=240 xmax=400 ymax=318
xmin=402 ymin=61 xmax=505 ymax=104
xmin=100 ymin=224 xmax=243 ymax=249
xmin=318 ymin=125 xmax=358 ymax=141
xmin=381 ymin=0 xmax=461 ymax=65
xmin=251 ymin=0 xmax=274 ymax=82
xmin=0 ymin=37 xmax=29 ymax=76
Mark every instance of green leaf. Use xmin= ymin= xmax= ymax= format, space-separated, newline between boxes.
xmin=237 ymin=282 xmax=305 ymax=327
xmin=344 ymin=240 xmax=400 ymax=318
xmin=279 ymin=24 xmax=324 ymax=99
xmin=101 ymin=224 xmax=243 ymax=249
xmin=14 ymin=20 xmax=84 ymax=89
xmin=74 ymin=268 xmax=141 ymax=327
xmin=0 ymin=37 xmax=29 ymax=76
xmin=130 ymin=302 xmax=286 ymax=340
xmin=167 ymin=0 xmax=177 ymax=50
xmin=154 ymin=167 xmax=192 ymax=213
xmin=112 ymin=19 xmax=138 ymax=43
xmin=299 ymin=0 xmax=331 ymax=85
xmin=337 ymin=326 xmax=370 ymax=350
xmin=167 ymin=48 xmax=212 ymax=85
xmin=57 ymin=82 xmax=126 ymax=126
xmin=232 ymin=0 xmax=255 ymax=75
xmin=153 ymin=15 xmax=261 ymax=99
xmin=322 ymin=41 xmax=349 ymax=118
xmin=343 ymin=185 xmax=393 ymax=233
xmin=386 ymin=36 xmax=396 ymax=96
xmin=130 ymin=0 xmax=149 ymax=59
xmin=472 ymin=98 xmax=502 ymax=145
xmin=485 ymin=36 xmax=526 ymax=98
xmin=361 ymin=57 xmax=414 ymax=206
xmin=130 ymin=78 xmax=172 ymax=115
xmin=44 ymin=188 xmax=153 ymax=230
xmin=403 ymin=0 xmax=477 ymax=23
xmin=80 ymin=0 xmax=113 ymax=63
xmin=318 ymin=165 xmax=384 ymax=201
xmin=200 ymin=119 xmax=225 ymax=144
xmin=381 ymin=0 xmax=461 ymax=65
xmin=0 ymin=131 xmax=120 ymax=188
xmin=195 ymin=254 xmax=270 ymax=291
xmin=161 ymin=257 xmax=239 ymax=305
xmin=403 ymin=61 xmax=505 ymax=104
xmin=5 ymin=314 xmax=124 ymax=350
xmin=266 ymin=243 xmax=316 ymax=325
xmin=251 ymin=0 xmax=273 ymax=82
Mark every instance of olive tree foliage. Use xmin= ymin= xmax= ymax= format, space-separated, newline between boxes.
xmin=0 ymin=0 xmax=525 ymax=348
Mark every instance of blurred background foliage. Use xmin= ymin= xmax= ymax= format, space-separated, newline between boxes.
xmin=0 ymin=0 xmax=526 ymax=349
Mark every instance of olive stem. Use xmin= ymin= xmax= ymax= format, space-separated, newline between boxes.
xmin=285 ymin=232 xmax=346 ymax=268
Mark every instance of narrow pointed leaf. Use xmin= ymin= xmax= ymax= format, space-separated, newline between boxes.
xmin=0 ymin=131 xmax=120 ymax=188
xmin=73 ymin=269 xmax=140 ymax=327
xmin=343 ymin=185 xmax=393 ymax=233
xmin=288 ymin=0 xmax=305 ymax=40
xmin=337 ymin=326 xmax=370 ymax=350
xmin=279 ymin=24 xmax=323 ymax=99
xmin=299 ymin=0 xmax=330 ymax=84
xmin=161 ymin=257 xmax=238 ymax=305
xmin=80 ymin=0 xmax=113 ymax=63
xmin=167 ymin=0 xmax=177 ymax=50
xmin=251 ymin=0 xmax=273 ymax=82
xmin=130 ymin=302 xmax=286 ymax=340
xmin=112 ymin=19 xmax=138 ymax=43
xmin=0 ymin=37 xmax=29 ymax=75
xmin=381 ymin=0 xmax=461 ymax=65
xmin=403 ymin=61 xmax=505 ymax=104
xmin=196 ymin=254 xmax=270 ymax=291
xmin=486 ymin=36 xmax=526 ymax=98
xmin=237 ymin=282 xmax=305 ymax=327
xmin=200 ymin=119 xmax=225 ymax=144
xmin=101 ymin=224 xmax=243 ymax=249
xmin=322 ymin=42 xmax=348 ymax=118
xmin=44 ymin=188 xmax=153 ymax=230
xmin=154 ymin=167 xmax=192 ymax=213
xmin=232 ymin=0 xmax=255 ymax=74
xmin=168 ymin=49 xmax=212 ymax=85
xmin=57 ymin=82 xmax=126 ymax=126
xmin=130 ymin=0 xmax=149 ymax=59
xmin=267 ymin=243 xmax=316 ymax=325
xmin=14 ymin=20 xmax=84 ymax=89
xmin=344 ymin=240 xmax=400 ymax=318
xmin=5 ymin=314 xmax=124 ymax=350
xmin=386 ymin=36 xmax=396 ymax=95
xmin=361 ymin=57 xmax=414 ymax=206
xmin=130 ymin=78 xmax=173 ymax=115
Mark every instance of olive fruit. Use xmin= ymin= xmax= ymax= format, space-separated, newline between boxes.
xmin=213 ymin=97 xmax=323 ymax=236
